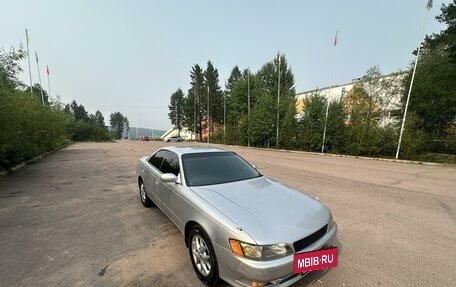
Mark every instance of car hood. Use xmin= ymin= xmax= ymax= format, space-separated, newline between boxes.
xmin=189 ymin=176 xmax=330 ymax=245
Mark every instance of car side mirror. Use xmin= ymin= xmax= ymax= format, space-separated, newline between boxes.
xmin=160 ymin=173 xmax=178 ymax=183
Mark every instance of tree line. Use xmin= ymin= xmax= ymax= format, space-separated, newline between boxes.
xmin=0 ymin=47 xmax=129 ymax=171
xmin=168 ymin=56 xmax=296 ymax=148
xmin=169 ymin=1 xmax=455 ymax=162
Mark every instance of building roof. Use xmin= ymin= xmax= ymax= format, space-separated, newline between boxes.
xmin=296 ymin=70 xmax=408 ymax=96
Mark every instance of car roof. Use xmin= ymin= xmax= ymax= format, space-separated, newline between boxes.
xmin=160 ymin=145 xmax=230 ymax=156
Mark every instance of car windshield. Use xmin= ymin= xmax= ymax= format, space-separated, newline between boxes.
xmin=182 ymin=152 xmax=261 ymax=186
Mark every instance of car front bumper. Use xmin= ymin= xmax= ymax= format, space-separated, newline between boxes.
xmin=214 ymin=223 xmax=338 ymax=287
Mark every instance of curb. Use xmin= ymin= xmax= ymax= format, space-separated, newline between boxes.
xmin=0 ymin=142 xmax=74 ymax=176
xmin=194 ymin=142 xmax=449 ymax=167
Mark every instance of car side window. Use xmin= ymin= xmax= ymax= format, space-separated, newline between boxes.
xmin=160 ymin=151 xmax=180 ymax=176
xmin=148 ymin=150 xmax=167 ymax=170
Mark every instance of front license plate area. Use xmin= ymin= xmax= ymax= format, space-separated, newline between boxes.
xmin=293 ymin=247 xmax=338 ymax=274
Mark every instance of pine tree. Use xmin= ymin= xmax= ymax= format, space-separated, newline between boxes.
xmin=203 ymin=61 xmax=223 ymax=139
xmin=168 ymin=88 xmax=185 ymax=136
xmin=186 ymin=64 xmax=205 ymax=140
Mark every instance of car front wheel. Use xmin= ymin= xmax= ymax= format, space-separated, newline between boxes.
xmin=188 ymin=226 xmax=220 ymax=286
xmin=138 ymin=179 xmax=154 ymax=207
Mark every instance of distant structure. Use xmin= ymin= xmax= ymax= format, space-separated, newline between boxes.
xmin=161 ymin=128 xmax=195 ymax=141
xmin=122 ymin=127 xmax=165 ymax=140
xmin=295 ymin=71 xmax=407 ymax=125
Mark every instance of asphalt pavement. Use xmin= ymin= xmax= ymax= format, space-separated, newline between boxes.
xmin=0 ymin=141 xmax=455 ymax=286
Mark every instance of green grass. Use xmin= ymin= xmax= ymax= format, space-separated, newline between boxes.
xmin=413 ymin=153 xmax=456 ymax=164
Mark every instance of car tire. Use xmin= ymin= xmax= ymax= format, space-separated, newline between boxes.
xmin=138 ymin=179 xmax=154 ymax=207
xmin=188 ymin=225 xmax=221 ymax=286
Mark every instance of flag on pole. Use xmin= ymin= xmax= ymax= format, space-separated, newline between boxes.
xmin=426 ymin=0 xmax=433 ymax=10
xmin=333 ymin=30 xmax=338 ymax=47
xmin=47 ymin=65 xmax=49 ymax=75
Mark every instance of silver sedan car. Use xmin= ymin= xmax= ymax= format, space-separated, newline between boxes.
xmin=166 ymin=136 xmax=184 ymax=142
xmin=136 ymin=146 xmax=338 ymax=287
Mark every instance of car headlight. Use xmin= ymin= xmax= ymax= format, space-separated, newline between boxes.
xmin=229 ymin=239 xmax=293 ymax=260
xmin=328 ymin=212 xmax=335 ymax=231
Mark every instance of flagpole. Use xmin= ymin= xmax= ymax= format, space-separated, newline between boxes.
xmin=322 ymin=30 xmax=338 ymax=153
xmin=46 ymin=65 xmax=51 ymax=98
xmin=396 ymin=1 xmax=432 ymax=159
xmin=35 ymin=52 xmax=45 ymax=106
xmin=25 ymin=29 xmax=33 ymax=96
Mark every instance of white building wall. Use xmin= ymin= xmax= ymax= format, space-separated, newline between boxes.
xmin=295 ymin=72 xmax=407 ymax=125
xmin=161 ymin=128 xmax=195 ymax=141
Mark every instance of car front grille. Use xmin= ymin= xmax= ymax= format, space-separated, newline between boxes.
xmin=293 ymin=224 xmax=328 ymax=252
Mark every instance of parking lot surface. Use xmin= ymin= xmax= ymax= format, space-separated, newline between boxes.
xmin=1 ymin=141 xmax=455 ymax=286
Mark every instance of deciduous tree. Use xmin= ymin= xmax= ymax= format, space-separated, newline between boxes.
xmin=297 ymin=93 xmax=326 ymax=151
xmin=255 ymin=54 xmax=296 ymax=147
xmin=110 ymin=112 xmax=128 ymax=140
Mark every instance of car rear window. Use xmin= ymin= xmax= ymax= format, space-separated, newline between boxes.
xmin=182 ymin=152 xmax=261 ymax=186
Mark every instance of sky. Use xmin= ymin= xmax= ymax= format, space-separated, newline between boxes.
xmin=1 ymin=0 xmax=449 ymax=130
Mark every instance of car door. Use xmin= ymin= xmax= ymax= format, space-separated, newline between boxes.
xmin=144 ymin=150 xmax=167 ymax=206
xmin=157 ymin=151 xmax=182 ymax=227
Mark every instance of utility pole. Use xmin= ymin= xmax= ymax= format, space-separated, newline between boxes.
xmin=224 ymin=80 xmax=227 ymax=145
xmin=194 ymin=89 xmax=197 ymax=142
xmin=175 ymin=99 xmax=179 ymax=137
xmin=248 ymin=69 xmax=251 ymax=147
xmin=276 ymin=53 xmax=281 ymax=148
xmin=207 ymin=86 xmax=210 ymax=143
xmin=25 ymin=29 xmax=33 ymax=96
xmin=35 ymin=52 xmax=45 ymax=106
